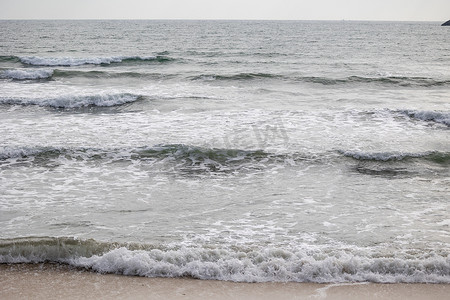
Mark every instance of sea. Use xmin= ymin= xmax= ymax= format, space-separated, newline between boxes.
xmin=0 ymin=20 xmax=449 ymax=283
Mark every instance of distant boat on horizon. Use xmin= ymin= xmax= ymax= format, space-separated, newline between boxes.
xmin=442 ymin=20 xmax=450 ymax=26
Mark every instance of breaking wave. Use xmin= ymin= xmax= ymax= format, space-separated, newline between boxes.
xmin=1 ymin=237 xmax=449 ymax=283
xmin=192 ymin=73 xmax=281 ymax=81
xmin=298 ymin=76 xmax=450 ymax=87
xmin=0 ymin=68 xmax=178 ymax=81
xmin=0 ymin=144 xmax=324 ymax=176
xmin=398 ymin=110 xmax=450 ymax=127
xmin=16 ymin=55 xmax=174 ymax=66
xmin=339 ymin=150 xmax=450 ymax=164
xmin=0 ymin=68 xmax=53 ymax=80
xmin=0 ymin=93 xmax=141 ymax=108
xmin=2 ymin=145 xmax=448 ymax=176
xmin=0 ymin=145 xmax=289 ymax=174
xmin=51 ymin=69 xmax=173 ymax=80
xmin=0 ymin=145 xmax=273 ymax=162
xmin=189 ymin=71 xmax=450 ymax=87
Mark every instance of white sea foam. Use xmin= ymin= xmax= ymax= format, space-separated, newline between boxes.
xmin=1 ymin=242 xmax=448 ymax=283
xmin=19 ymin=56 xmax=157 ymax=66
xmin=0 ymin=93 xmax=140 ymax=108
xmin=0 ymin=69 xmax=53 ymax=80
xmin=67 ymin=247 xmax=450 ymax=283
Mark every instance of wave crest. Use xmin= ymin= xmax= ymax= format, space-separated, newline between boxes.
xmin=0 ymin=93 xmax=141 ymax=108
xmin=18 ymin=55 xmax=173 ymax=66
xmin=302 ymin=76 xmax=450 ymax=87
xmin=0 ymin=147 xmax=62 ymax=160
xmin=398 ymin=110 xmax=450 ymax=127
xmin=192 ymin=73 xmax=280 ymax=81
xmin=0 ymin=69 xmax=53 ymax=80
xmin=2 ymin=145 xmax=448 ymax=171
xmin=135 ymin=144 xmax=271 ymax=162
xmin=1 ymin=237 xmax=449 ymax=283
xmin=190 ymin=72 xmax=450 ymax=87
xmin=339 ymin=150 xmax=450 ymax=164
xmin=0 ymin=145 xmax=280 ymax=175
xmin=0 ymin=55 xmax=20 ymax=63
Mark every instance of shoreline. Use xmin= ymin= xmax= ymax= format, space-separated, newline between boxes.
xmin=1 ymin=263 xmax=449 ymax=300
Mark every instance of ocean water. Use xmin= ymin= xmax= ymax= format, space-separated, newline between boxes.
xmin=0 ymin=20 xmax=449 ymax=283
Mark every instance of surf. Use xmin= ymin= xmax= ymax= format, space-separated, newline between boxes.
xmin=16 ymin=55 xmax=174 ymax=67
xmin=0 ymin=69 xmax=53 ymax=80
xmin=0 ymin=93 xmax=141 ymax=108
xmin=397 ymin=110 xmax=450 ymax=127
xmin=1 ymin=236 xmax=449 ymax=283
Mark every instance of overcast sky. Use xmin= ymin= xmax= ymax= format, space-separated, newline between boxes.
xmin=0 ymin=0 xmax=448 ymax=21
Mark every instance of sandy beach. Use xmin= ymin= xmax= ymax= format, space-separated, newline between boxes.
xmin=1 ymin=263 xmax=449 ymax=300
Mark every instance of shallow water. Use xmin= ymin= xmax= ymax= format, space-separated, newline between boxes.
xmin=0 ymin=20 xmax=449 ymax=283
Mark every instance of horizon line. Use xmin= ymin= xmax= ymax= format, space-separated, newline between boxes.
xmin=0 ymin=18 xmax=445 ymax=23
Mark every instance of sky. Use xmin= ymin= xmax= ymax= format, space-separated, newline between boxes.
xmin=0 ymin=0 xmax=449 ymax=21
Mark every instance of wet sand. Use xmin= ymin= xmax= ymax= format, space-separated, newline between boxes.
xmin=1 ymin=263 xmax=449 ymax=300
